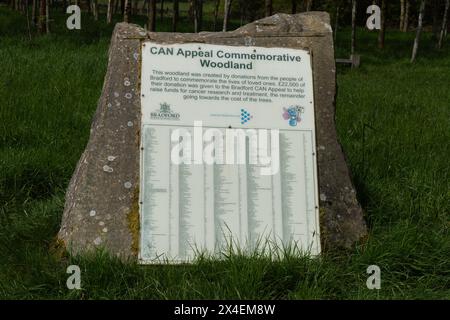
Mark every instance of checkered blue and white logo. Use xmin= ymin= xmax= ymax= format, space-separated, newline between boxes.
xmin=240 ymin=109 xmax=253 ymax=124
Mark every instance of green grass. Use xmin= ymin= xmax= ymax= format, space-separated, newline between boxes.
xmin=0 ymin=6 xmax=449 ymax=299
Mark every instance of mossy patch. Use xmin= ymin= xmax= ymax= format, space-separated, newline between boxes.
xmin=127 ymin=186 xmax=140 ymax=257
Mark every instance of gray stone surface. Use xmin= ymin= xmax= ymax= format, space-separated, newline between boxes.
xmin=58 ymin=12 xmax=367 ymax=258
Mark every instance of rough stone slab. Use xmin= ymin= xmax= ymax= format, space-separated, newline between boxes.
xmin=58 ymin=23 xmax=144 ymax=258
xmin=58 ymin=12 xmax=367 ymax=258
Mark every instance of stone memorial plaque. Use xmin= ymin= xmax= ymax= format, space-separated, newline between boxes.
xmin=58 ymin=13 xmax=367 ymax=260
xmin=139 ymin=43 xmax=320 ymax=263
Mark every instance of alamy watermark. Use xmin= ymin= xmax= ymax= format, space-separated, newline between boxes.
xmin=66 ymin=265 xmax=81 ymax=290
xmin=366 ymin=5 xmax=381 ymax=30
xmin=366 ymin=265 xmax=381 ymax=290
xmin=66 ymin=5 xmax=81 ymax=30
xmin=169 ymin=121 xmax=280 ymax=176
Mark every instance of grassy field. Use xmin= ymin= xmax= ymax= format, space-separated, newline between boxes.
xmin=0 ymin=6 xmax=449 ymax=299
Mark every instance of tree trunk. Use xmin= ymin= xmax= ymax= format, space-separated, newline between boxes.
xmin=172 ymin=0 xmax=179 ymax=31
xmin=213 ymin=0 xmax=220 ymax=31
xmin=120 ymin=0 xmax=125 ymax=16
xmin=411 ymin=0 xmax=426 ymax=62
xmin=192 ymin=0 xmax=198 ymax=32
xmin=197 ymin=0 xmax=203 ymax=32
xmin=107 ymin=0 xmax=113 ymax=23
xmin=148 ymin=0 xmax=156 ymax=31
xmin=223 ymin=0 xmax=231 ymax=31
xmin=93 ymin=0 xmax=99 ymax=21
xmin=291 ymin=0 xmax=297 ymax=13
xmin=132 ymin=0 xmax=138 ymax=15
xmin=400 ymin=0 xmax=405 ymax=30
xmin=38 ymin=0 xmax=45 ymax=34
xmin=351 ymin=0 xmax=357 ymax=55
xmin=239 ymin=2 xmax=244 ymax=26
xmin=160 ymin=0 xmax=164 ymax=22
xmin=123 ymin=0 xmax=128 ymax=22
xmin=45 ymin=0 xmax=49 ymax=34
xmin=188 ymin=0 xmax=194 ymax=22
xmin=403 ymin=0 xmax=410 ymax=32
xmin=438 ymin=0 xmax=450 ymax=48
xmin=140 ymin=0 xmax=146 ymax=14
xmin=305 ymin=0 xmax=312 ymax=11
xmin=31 ymin=0 xmax=36 ymax=26
xmin=432 ymin=0 xmax=440 ymax=39
xmin=115 ymin=0 xmax=120 ymax=15
xmin=265 ymin=0 xmax=272 ymax=17
xmin=378 ymin=0 xmax=386 ymax=49
xmin=334 ymin=5 xmax=339 ymax=43
xmin=26 ymin=0 xmax=32 ymax=40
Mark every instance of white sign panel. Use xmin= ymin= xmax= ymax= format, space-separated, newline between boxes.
xmin=139 ymin=42 xmax=320 ymax=263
